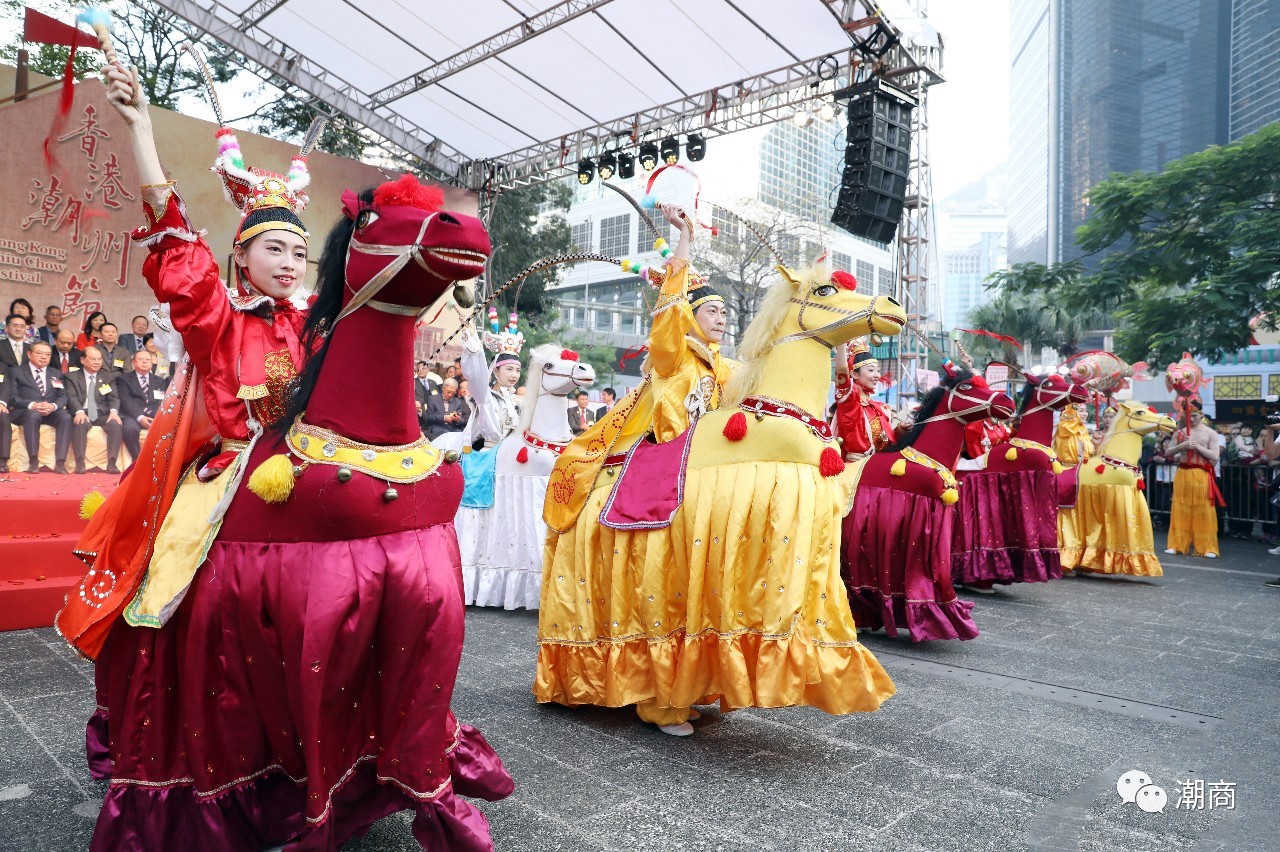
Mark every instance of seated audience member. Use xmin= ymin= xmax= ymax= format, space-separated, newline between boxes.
xmin=1 ymin=312 xmax=30 ymax=372
xmin=94 ymin=322 xmax=132 ymax=371
xmin=118 ymin=349 xmax=168 ymax=462
xmin=594 ymin=387 xmax=616 ymax=419
xmin=568 ymin=389 xmax=596 ymax=436
xmin=0 ymin=355 xmax=12 ymax=474
xmin=8 ymin=299 xmax=36 ymax=343
xmin=142 ymin=334 xmax=170 ymax=378
xmin=65 ymin=346 xmax=122 ymax=474
xmin=36 ymin=305 xmax=63 ymax=347
xmin=51 ymin=328 xmax=81 ymax=374
xmin=76 ymin=311 xmax=107 ymax=351
xmin=414 ymin=361 xmax=433 ymax=432
xmin=123 ymin=315 xmax=150 ymax=353
xmin=425 ymin=377 xmax=469 ymax=440
xmin=9 ymin=341 xmax=72 ymax=473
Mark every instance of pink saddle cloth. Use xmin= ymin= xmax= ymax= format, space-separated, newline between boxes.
xmin=600 ymin=425 xmax=697 ymax=530
xmin=1057 ymin=465 xmax=1080 ymax=508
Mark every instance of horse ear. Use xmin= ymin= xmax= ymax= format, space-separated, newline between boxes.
xmin=775 ymin=265 xmax=800 ymax=286
xmin=341 ymin=190 xmax=360 ymax=221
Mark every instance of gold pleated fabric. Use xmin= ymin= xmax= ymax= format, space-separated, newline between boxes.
xmin=1167 ymin=466 xmax=1220 ymax=556
xmin=1058 ymin=482 xmax=1163 ymax=576
xmin=534 ymin=461 xmax=895 ymax=716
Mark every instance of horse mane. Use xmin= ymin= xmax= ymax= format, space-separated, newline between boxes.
xmin=721 ymin=265 xmax=821 ymax=408
xmin=275 ymin=188 xmax=369 ymax=432
xmin=517 ymin=343 xmax=558 ymax=432
xmin=1015 ymin=380 xmax=1038 ymax=416
xmin=889 ymin=365 xmax=976 ymax=451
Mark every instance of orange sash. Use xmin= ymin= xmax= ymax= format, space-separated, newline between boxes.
xmin=56 ymin=362 xmax=216 ymax=659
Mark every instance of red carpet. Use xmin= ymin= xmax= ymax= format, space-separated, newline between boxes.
xmin=1 ymin=471 xmax=120 ymax=631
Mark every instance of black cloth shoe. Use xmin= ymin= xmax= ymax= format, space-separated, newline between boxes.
xmin=105 ymin=464 xmax=120 ymax=475
xmin=0 ymin=461 xmax=8 ymax=473
xmin=74 ymin=464 xmax=87 ymax=474
xmin=54 ymin=462 xmax=70 ymax=475
xmin=27 ymin=464 xmax=40 ymax=474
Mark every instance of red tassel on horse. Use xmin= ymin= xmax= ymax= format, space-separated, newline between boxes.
xmin=723 ymin=411 xmax=747 ymax=441
xmin=1095 ymin=463 xmax=1106 ymax=474
xmin=516 ymin=446 xmax=529 ymax=464
xmin=819 ymin=446 xmax=844 ymax=477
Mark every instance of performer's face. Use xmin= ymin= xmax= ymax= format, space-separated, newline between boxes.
xmin=694 ymin=301 xmax=727 ymax=344
xmin=236 ymin=232 xmax=308 ymax=300
xmin=494 ymin=362 xmax=521 ymax=388
xmin=854 ymin=361 xmax=880 ymax=393
xmin=1188 ymin=410 xmax=1203 ymax=427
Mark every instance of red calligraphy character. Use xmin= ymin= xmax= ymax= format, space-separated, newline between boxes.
xmin=79 ymin=227 xmax=125 ymax=272
xmin=85 ymin=153 xmax=136 ymax=211
xmin=62 ymin=274 xmax=103 ymax=320
xmin=22 ymin=175 xmax=65 ymax=230
xmin=57 ymin=104 xmax=111 ymax=161
xmin=113 ymin=231 xmax=132 ymax=288
xmin=54 ymin=197 xmax=87 ymax=245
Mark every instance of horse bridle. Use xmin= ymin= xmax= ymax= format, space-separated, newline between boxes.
xmin=333 ymin=213 xmax=440 ymax=326
xmin=1019 ymin=380 xmax=1076 ymax=420
xmin=913 ymin=382 xmax=1009 ymax=427
xmin=772 ymin=290 xmax=899 ymax=350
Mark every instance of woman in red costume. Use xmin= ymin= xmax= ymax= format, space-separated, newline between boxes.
xmin=833 ymin=338 xmax=896 ymax=459
xmin=57 ymin=62 xmax=511 ymax=849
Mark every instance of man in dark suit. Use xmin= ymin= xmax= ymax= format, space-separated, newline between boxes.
xmin=1 ymin=313 xmax=29 ymax=373
xmin=424 ymin=378 xmax=469 ymax=440
xmin=0 ymin=352 xmax=12 ymax=474
xmin=35 ymin=305 xmax=63 ymax=347
xmin=65 ymin=346 xmax=122 ymax=474
xmin=118 ymin=349 xmax=168 ymax=462
xmin=594 ymin=387 xmax=617 ymax=419
xmin=9 ymin=341 xmax=72 ymax=473
xmin=568 ymin=390 xmax=597 ymax=436
xmin=94 ymin=323 xmax=132 ymax=371
xmin=122 ymin=315 xmax=150 ymax=354
xmin=414 ymin=361 xmax=434 ymax=433
xmin=51 ymin=328 xmax=81 ymax=374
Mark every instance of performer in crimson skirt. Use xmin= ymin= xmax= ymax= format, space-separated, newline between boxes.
xmin=57 ymin=58 xmax=510 ymax=850
xmin=832 ymin=338 xmax=897 ymax=460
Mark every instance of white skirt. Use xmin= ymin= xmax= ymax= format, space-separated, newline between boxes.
xmin=457 ymin=473 xmax=548 ymax=610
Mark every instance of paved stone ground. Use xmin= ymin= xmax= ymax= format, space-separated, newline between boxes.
xmin=1 ymin=529 xmax=1276 ymax=851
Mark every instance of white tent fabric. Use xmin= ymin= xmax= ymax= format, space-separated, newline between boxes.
xmin=167 ymin=0 xmax=856 ymax=167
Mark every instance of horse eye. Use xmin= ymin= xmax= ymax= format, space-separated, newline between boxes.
xmin=813 ymin=284 xmax=837 ymax=297
xmin=356 ymin=210 xmax=379 ymax=230
xmin=959 ymin=383 xmax=972 ymax=391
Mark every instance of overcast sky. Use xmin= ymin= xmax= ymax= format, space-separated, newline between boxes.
xmin=925 ymin=0 xmax=1010 ymax=202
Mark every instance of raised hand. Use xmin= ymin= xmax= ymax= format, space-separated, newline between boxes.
xmin=101 ymin=63 xmax=148 ymax=127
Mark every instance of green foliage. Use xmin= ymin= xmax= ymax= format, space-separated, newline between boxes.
xmin=485 ymin=181 xmax=574 ymax=325
xmin=2 ymin=0 xmax=237 ymax=109
xmin=964 ymin=289 xmax=1110 ymax=365
xmin=241 ymin=84 xmax=369 ymax=160
xmin=993 ymin=122 xmax=1280 ymax=365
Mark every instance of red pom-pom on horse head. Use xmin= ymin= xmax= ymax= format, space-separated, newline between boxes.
xmin=831 ymin=270 xmax=858 ymax=292
xmin=372 ymin=174 xmax=445 ymax=212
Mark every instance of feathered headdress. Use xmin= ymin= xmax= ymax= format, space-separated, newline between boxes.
xmin=483 ymin=306 xmax=524 ymax=367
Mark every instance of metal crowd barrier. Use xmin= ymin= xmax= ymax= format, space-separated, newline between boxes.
xmin=1140 ymin=461 xmax=1276 ymax=538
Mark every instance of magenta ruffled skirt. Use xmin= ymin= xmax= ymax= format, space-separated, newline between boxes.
xmin=86 ymin=526 xmax=513 ymax=851
xmin=842 ymin=485 xmax=978 ymax=642
xmin=950 ymin=469 xmax=1063 ymax=585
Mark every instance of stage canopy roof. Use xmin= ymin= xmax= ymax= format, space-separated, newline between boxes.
xmin=150 ymin=0 xmax=940 ymax=188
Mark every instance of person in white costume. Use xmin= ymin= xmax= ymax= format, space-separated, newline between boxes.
xmin=435 ymin=308 xmax=523 ymax=453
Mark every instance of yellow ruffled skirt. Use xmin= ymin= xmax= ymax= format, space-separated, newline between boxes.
xmin=1059 ymin=482 xmax=1163 ymax=576
xmin=1167 ymin=467 xmax=1220 ymax=557
xmin=534 ymin=461 xmax=895 ymax=717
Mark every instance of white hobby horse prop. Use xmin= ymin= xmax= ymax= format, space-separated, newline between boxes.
xmin=455 ymin=344 xmax=594 ymax=608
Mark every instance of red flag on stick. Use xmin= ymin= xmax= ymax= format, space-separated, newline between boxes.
xmin=24 ymin=7 xmax=100 ymax=172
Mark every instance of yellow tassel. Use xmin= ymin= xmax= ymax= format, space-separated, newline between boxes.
xmin=248 ymin=454 xmax=296 ymax=504
xmin=889 ymin=458 xmax=907 ymax=477
xmin=79 ymin=490 xmax=106 ymax=520
xmin=941 ymin=488 xmax=959 ymax=505
xmin=1005 ymin=447 xmax=1018 ymax=462
xmin=1052 ymin=461 xmax=1064 ymax=475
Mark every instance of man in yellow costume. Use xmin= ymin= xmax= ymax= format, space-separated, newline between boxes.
xmin=540 ymin=203 xmax=740 ymax=735
xmin=543 ymin=203 xmax=735 ymax=534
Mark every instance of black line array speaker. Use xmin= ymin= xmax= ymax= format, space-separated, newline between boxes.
xmin=831 ymin=78 xmax=917 ymax=243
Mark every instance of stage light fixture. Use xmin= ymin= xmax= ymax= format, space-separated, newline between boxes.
xmin=617 ymin=151 xmax=636 ymax=179
xmin=577 ymin=158 xmax=595 ymax=185
xmin=685 ymin=133 xmax=706 ymax=161
xmin=638 ymin=142 xmax=659 ymax=171
xmin=818 ymin=103 xmax=837 ymax=122
xmin=792 ymin=109 xmax=814 ymax=128
xmin=660 ymin=135 xmax=680 ymax=165
xmin=597 ymin=152 xmax=617 ymax=180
